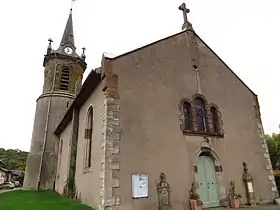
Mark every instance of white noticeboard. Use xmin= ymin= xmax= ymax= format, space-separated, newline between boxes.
xmin=132 ymin=173 xmax=148 ymax=198
xmin=248 ymin=182 xmax=254 ymax=193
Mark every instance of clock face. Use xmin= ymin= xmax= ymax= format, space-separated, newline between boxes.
xmin=64 ymin=47 xmax=73 ymax=55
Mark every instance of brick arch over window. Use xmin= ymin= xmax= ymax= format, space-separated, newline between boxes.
xmin=85 ymin=106 xmax=93 ymax=169
xmin=191 ymin=93 xmax=209 ymax=105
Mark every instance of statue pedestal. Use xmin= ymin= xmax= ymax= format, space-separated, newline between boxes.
xmin=157 ymin=173 xmax=172 ymax=210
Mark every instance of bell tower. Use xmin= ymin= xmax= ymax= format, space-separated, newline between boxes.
xmin=24 ymin=9 xmax=87 ymax=190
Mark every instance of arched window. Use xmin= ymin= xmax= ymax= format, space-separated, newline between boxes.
xmin=60 ymin=67 xmax=70 ymax=91
xmin=183 ymin=101 xmax=193 ymax=131
xmin=194 ymin=97 xmax=207 ymax=132
xmin=210 ymin=106 xmax=219 ymax=133
xmin=85 ymin=107 xmax=93 ymax=168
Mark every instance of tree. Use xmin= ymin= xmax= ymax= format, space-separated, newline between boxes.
xmin=0 ymin=148 xmax=28 ymax=171
xmin=266 ymin=133 xmax=280 ymax=193
xmin=266 ymin=133 xmax=280 ymax=169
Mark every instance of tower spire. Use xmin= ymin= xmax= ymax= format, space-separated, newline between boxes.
xmin=60 ymin=8 xmax=75 ymax=48
xmin=24 ymin=5 xmax=87 ymax=190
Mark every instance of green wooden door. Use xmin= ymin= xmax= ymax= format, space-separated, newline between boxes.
xmin=197 ymin=155 xmax=220 ymax=208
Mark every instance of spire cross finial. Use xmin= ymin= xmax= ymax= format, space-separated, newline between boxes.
xmin=81 ymin=47 xmax=86 ymax=61
xmin=48 ymin=38 xmax=53 ymax=45
xmin=179 ymin=3 xmax=190 ymax=25
xmin=47 ymin=38 xmax=53 ymax=54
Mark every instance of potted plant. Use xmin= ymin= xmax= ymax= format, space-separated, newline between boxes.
xmin=274 ymin=195 xmax=280 ymax=206
xmin=189 ymin=182 xmax=203 ymax=210
xmin=228 ymin=180 xmax=242 ymax=208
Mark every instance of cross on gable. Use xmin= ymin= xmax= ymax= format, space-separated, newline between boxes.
xmin=179 ymin=3 xmax=190 ymax=23
xmin=178 ymin=2 xmax=192 ymax=31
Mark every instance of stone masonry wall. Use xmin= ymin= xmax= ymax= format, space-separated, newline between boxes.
xmin=254 ymin=95 xmax=279 ymax=201
xmin=99 ymin=56 xmax=121 ymax=210
xmin=99 ymin=97 xmax=121 ymax=210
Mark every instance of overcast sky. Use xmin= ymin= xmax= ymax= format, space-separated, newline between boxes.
xmin=0 ymin=0 xmax=279 ymax=151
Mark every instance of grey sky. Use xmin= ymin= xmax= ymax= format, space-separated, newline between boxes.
xmin=0 ymin=0 xmax=279 ymax=151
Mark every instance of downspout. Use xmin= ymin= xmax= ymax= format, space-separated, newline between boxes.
xmin=37 ymin=61 xmax=59 ymax=190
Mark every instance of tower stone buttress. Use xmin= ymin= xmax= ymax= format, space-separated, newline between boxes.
xmin=24 ymin=9 xmax=87 ymax=190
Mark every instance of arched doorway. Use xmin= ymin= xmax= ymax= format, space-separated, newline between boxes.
xmin=197 ymin=153 xmax=220 ymax=208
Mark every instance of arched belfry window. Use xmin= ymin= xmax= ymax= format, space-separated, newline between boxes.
xmin=60 ymin=67 xmax=70 ymax=91
xmin=194 ymin=97 xmax=207 ymax=132
xmin=85 ymin=106 xmax=93 ymax=169
xmin=210 ymin=106 xmax=219 ymax=133
xmin=183 ymin=101 xmax=193 ymax=131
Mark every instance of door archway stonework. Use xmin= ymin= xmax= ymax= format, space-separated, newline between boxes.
xmin=193 ymin=138 xmax=227 ymax=206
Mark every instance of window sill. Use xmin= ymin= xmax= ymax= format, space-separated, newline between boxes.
xmin=182 ymin=130 xmax=224 ymax=138
xmin=82 ymin=168 xmax=92 ymax=174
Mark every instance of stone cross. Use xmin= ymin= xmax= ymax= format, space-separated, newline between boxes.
xmin=81 ymin=47 xmax=86 ymax=61
xmin=47 ymin=38 xmax=53 ymax=54
xmin=178 ymin=3 xmax=191 ymax=30
xmin=48 ymin=38 xmax=53 ymax=45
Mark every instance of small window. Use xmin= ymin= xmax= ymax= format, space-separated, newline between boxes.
xmin=211 ymin=107 xmax=219 ymax=133
xmin=183 ymin=101 xmax=193 ymax=131
xmin=194 ymin=97 xmax=207 ymax=132
xmin=60 ymin=68 xmax=70 ymax=91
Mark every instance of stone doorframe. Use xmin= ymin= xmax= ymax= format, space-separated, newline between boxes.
xmin=193 ymin=145 xmax=228 ymax=206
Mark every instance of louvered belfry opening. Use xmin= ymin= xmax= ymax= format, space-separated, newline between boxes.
xmin=60 ymin=67 xmax=70 ymax=91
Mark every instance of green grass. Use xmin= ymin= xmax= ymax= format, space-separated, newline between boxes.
xmin=0 ymin=190 xmax=93 ymax=210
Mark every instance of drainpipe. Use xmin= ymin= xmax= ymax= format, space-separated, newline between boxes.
xmin=37 ymin=61 xmax=59 ymax=190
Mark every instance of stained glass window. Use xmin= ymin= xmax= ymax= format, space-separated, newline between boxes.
xmin=194 ymin=98 xmax=206 ymax=132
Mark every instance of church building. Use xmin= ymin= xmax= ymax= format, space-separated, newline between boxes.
xmin=24 ymin=3 xmax=278 ymax=210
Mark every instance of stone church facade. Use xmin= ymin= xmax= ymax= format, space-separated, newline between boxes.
xmin=24 ymin=4 xmax=278 ymax=210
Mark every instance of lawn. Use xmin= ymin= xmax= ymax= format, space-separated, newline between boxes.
xmin=0 ymin=190 xmax=93 ymax=210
